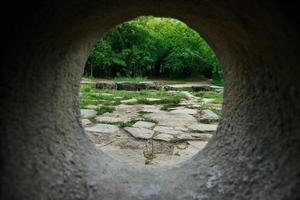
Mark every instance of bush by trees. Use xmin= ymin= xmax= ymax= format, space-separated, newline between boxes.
xmin=84 ymin=16 xmax=222 ymax=82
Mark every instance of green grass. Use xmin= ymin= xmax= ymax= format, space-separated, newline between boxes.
xmin=80 ymin=84 xmax=186 ymax=109
xmin=95 ymin=106 xmax=115 ymax=115
xmin=88 ymin=117 xmax=97 ymax=124
xmin=212 ymin=78 xmax=224 ymax=87
xmin=193 ymin=91 xmax=223 ymax=104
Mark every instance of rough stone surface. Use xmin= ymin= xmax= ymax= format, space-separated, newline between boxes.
xmin=96 ymin=116 xmax=126 ymax=123
xmin=186 ymin=123 xmax=218 ymax=132
xmin=132 ymin=121 xmax=156 ymax=129
xmin=145 ymin=111 xmax=198 ymax=127
xmin=80 ymin=109 xmax=97 ymax=118
xmin=81 ymin=118 xmax=92 ymax=126
xmin=200 ymin=109 xmax=219 ymax=121
xmin=153 ymin=134 xmax=174 ymax=142
xmin=85 ymin=124 xmax=120 ymax=134
xmin=2 ymin=1 xmax=300 ymax=200
xmin=124 ymin=127 xmax=154 ymax=139
xmin=170 ymin=108 xmax=198 ymax=115
xmin=95 ymin=82 xmax=115 ymax=89
xmin=154 ymin=126 xmax=185 ymax=135
xmin=190 ymin=133 xmax=212 ymax=141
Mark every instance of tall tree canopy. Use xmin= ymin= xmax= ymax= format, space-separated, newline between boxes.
xmin=84 ymin=16 xmax=222 ymax=81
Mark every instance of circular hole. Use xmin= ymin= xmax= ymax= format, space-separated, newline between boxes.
xmin=80 ymin=16 xmax=223 ymax=168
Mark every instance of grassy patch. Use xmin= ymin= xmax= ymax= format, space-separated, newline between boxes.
xmin=160 ymin=104 xmax=179 ymax=111
xmin=119 ymin=119 xmax=140 ymax=128
xmin=138 ymin=111 xmax=152 ymax=115
xmin=88 ymin=117 xmax=97 ymax=124
xmin=199 ymin=104 xmax=222 ymax=116
xmin=95 ymin=106 xmax=115 ymax=115
xmin=169 ymin=137 xmax=184 ymax=144
xmin=80 ymin=84 xmax=186 ymax=108
xmin=194 ymin=91 xmax=223 ymax=104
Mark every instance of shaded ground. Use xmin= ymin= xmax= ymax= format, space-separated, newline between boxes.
xmin=80 ymin=82 xmax=223 ymax=167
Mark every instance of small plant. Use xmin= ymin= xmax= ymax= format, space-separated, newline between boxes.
xmin=88 ymin=117 xmax=97 ymax=124
xmin=96 ymin=106 xmax=115 ymax=115
xmin=170 ymin=137 xmax=184 ymax=144
xmin=138 ymin=111 xmax=151 ymax=115
xmin=143 ymin=139 xmax=156 ymax=165
xmin=119 ymin=119 xmax=140 ymax=128
xmin=199 ymin=119 xmax=218 ymax=124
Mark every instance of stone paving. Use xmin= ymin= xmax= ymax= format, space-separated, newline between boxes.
xmin=81 ymin=91 xmax=221 ymax=167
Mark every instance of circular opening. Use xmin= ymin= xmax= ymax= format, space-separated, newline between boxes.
xmin=80 ymin=16 xmax=223 ymax=168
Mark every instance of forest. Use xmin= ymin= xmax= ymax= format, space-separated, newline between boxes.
xmin=84 ymin=16 xmax=223 ymax=84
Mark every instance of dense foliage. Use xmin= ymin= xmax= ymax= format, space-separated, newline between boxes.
xmin=84 ymin=16 xmax=222 ymax=81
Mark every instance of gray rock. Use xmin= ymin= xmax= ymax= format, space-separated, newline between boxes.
xmin=81 ymin=119 xmax=92 ymax=126
xmin=95 ymin=82 xmax=115 ymax=89
xmin=124 ymin=127 xmax=154 ymax=139
xmin=116 ymin=82 xmax=147 ymax=91
xmin=191 ymin=133 xmax=212 ymax=141
xmin=85 ymin=124 xmax=120 ymax=134
xmin=192 ymin=85 xmax=213 ymax=92
xmin=80 ymin=109 xmax=97 ymax=118
xmin=177 ymin=134 xmax=195 ymax=140
xmin=153 ymin=134 xmax=174 ymax=142
xmin=153 ymin=126 xmax=186 ymax=135
xmin=96 ymin=116 xmax=125 ymax=123
xmin=186 ymin=123 xmax=218 ymax=132
xmin=200 ymin=109 xmax=219 ymax=121
xmin=132 ymin=121 xmax=156 ymax=129
xmin=170 ymin=108 xmax=198 ymax=115
xmin=145 ymin=111 xmax=198 ymax=127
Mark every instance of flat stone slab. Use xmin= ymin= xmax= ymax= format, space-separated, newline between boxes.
xmin=177 ymin=133 xmax=195 ymax=140
xmin=153 ymin=134 xmax=174 ymax=142
xmin=121 ymin=98 xmax=138 ymax=104
xmin=133 ymin=121 xmax=156 ymax=129
xmin=200 ymin=109 xmax=219 ymax=120
xmin=85 ymin=124 xmax=120 ymax=134
xmin=191 ymin=133 xmax=212 ymax=141
xmin=187 ymin=141 xmax=208 ymax=150
xmin=145 ymin=111 xmax=198 ymax=127
xmin=96 ymin=116 xmax=126 ymax=123
xmin=80 ymin=109 xmax=97 ymax=118
xmin=81 ymin=119 xmax=92 ymax=126
xmin=154 ymin=126 xmax=186 ymax=135
xmin=124 ymin=127 xmax=154 ymax=139
xmin=186 ymin=123 xmax=218 ymax=132
xmin=141 ymin=105 xmax=162 ymax=113
xmin=170 ymin=108 xmax=198 ymax=115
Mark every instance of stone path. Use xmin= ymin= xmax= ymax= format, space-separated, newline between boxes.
xmin=81 ymin=91 xmax=220 ymax=167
